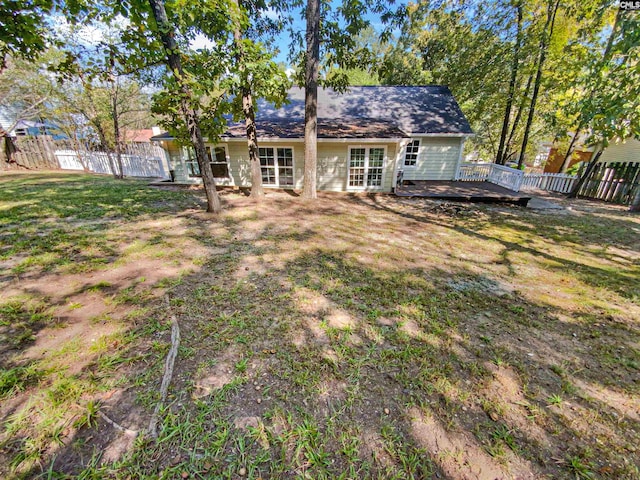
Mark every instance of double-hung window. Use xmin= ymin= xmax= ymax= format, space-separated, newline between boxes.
xmin=259 ymin=147 xmax=294 ymax=187
xmin=186 ymin=146 xmax=229 ymax=178
xmin=404 ymin=139 xmax=420 ymax=167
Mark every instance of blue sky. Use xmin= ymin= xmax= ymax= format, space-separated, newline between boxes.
xmin=267 ymin=2 xmax=406 ymax=66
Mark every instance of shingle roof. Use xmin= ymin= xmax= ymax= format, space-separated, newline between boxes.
xmin=150 ymin=86 xmax=472 ymax=141
xmin=254 ymin=86 xmax=473 ymax=137
xmin=224 ymin=118 xmax=407 ymax=139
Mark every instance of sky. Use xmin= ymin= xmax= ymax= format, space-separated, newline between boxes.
xmin=190 ymin=1 xmax=405 ymax=67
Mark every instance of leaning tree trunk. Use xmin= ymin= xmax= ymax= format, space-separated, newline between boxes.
xmin=567 ymin=149 xmax=602 ymax=198
xmin=496 ymin=2 xmax=522 ymax=166
xmin=559 ymin=125 xmax=582 ymax=173
xmin=560 ymin=11 xmax=621 ymax=174
xmin=630 ymin=189 xmax=640 ymax=212
xmin=302 ymin=0 xmax=320 ymax=199
xmin=230 ymin=0 xmax=264 ymax=200
xmin=518 ymin=0 xmax=560 ymax=169
xmin=148 ymin=0 xmax=222 ymax=213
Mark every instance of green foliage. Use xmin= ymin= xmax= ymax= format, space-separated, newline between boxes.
xmin=377 ymin=1 xmax=632 ymax=163
xmin=0 ymin=49 xmax=63 ymax=131
xmin=0 ymin=0 xmax=53 ymax=71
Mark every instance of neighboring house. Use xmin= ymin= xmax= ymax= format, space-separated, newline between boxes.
xmin=11 ymin=119 xmax=64 ymax=138
xmin=545 ymin=137 xmax=639 ymax=173
xmin=124 ymin=127 xmax=163 ymax=144
xmin=544 ymin=147 xmax=593 ymax=173
xmin=598 ymin=137 xmax=640 ymax=164
xmin=152 ymin=86 xmax=473 ymax=192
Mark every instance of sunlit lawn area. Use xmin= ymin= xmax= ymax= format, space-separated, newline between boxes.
xmin=1 ymin=172 xmax=638 ymax=479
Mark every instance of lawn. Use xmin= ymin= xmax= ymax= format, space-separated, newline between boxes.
xmin=0 ymin=172 xmax=638 ymax=479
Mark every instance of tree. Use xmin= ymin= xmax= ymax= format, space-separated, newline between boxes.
xmin=297 ymin=0 xmax=396 ymax=199
xmin=566 ymin=8 xmax=640 ymax=207
xmin=495 ymin=1 xmax=523 ymax=165
xmin=0 ymin=50 xmax=59 ymax=133
xmin=224 ymin=0 xmax=289 ymax=200
xmin=302 ymin=0 xmax=320 ymax=199
xmin=147 ymin=0 xmax=222 ymax=213
xmin=517 ymin=0 xmax=560 ymax=169
xmin=0 ymin=1 xmax=53 ymax=74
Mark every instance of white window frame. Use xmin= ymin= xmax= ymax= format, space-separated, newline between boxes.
xmin=404 ymin=139 xmax=420 ymax=167
xmin=258 ymin=146 xmax=295 ymax=188
xmin=207 ymin=144 xmax=230 ymax=178
xmin=185 ymin=144 xmax=230 ymax=178
xmin=347 ymin=145 xmax=387 ymax=191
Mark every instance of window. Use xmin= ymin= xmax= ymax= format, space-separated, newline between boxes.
xmin=208 ymin=146 xmax=229 ymax=178
xmin=348 ymin=146 xmax=386 ymax=189
xmin=259 ymin=147 xmax=294 ymax=187
xmin=186 ymin=146 xmax=229 ymax=178
xmin=404 ymin=139 xmax=420 ymax=166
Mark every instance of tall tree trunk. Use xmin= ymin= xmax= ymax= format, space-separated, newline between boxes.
xmin=518 ymin=0 xmax=560 ymax=169
xmin=94 ymin=122 xmax=118 ymax=178
xmin=243 ymin=86 xmax=264 ymax=199
xmin=630 ymin=189 xmax=640 ymax=212
xmin=230 ymin=0 xmax=264 ymax=199
xmin=559 ymin=125 xmax=582 ymax=172
xmin=567 ymin=149 xmax=602 ymax=198
xmin=109 ymin=51 xmax=124 ymax=179
xmin=148 ymin=0 xmax=222 ymax=213
xmin=496 ymin=2 xmax=522 ymax=166
xmin=505 ymin=73 xmax=533 ymax=157
xmin=560 ymin=10 xmax=621 ymax=174
xmin=302 ymin=0 xmax=320 ymax=199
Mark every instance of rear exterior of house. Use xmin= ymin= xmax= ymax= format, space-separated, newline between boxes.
xmin=153 ymin=86 xmax=473 ymax=193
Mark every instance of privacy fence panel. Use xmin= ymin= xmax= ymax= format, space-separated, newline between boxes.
xmin=578 ymin=161 xmax=640 ymax=205
xmin=1 ymin=135 xmax=168 ymax=179
xmin=1 ymin=136 xmax=60 ymax=170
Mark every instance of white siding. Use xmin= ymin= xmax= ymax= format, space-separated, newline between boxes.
xmin=599 ymin=139 xmax=640 ymax=164
xmin=401 ymin=137 xmax=462 ymax=181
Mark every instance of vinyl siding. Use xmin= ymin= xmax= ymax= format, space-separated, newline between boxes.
xmin=165 ymin=140 xmax=398 ymax=192
xmin=401 ymin=137 xmax=462 ymax=181
xmin=599 ymin=139 xmax=640 ymax=164
xmin=318 ymin=142 xmax=397 ymax=192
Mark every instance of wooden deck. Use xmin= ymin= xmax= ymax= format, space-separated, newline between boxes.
xmin=395 ymin=181 xmax=531 ymax=206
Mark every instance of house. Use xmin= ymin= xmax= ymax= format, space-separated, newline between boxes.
xmin=151 ymin=86 xmax=473 ymax=192
xmin=124 ymin=127 xmax=163 ymax=144
xmin=598 ymin=137 xmax=640 ymax=165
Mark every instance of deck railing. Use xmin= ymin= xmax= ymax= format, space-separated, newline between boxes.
xmin=457 ymin=163 xmax=524 ymax=192
xmin=520 ymin=173 xmax=578 ymax=194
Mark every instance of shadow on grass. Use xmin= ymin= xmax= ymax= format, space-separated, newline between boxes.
xmin=356 ymin=195 xmax=640 ymax=303
xmin=3 ymin=186 xmax=638 ymax=479
xmin=42 ymin=237 xmax=640 ymax=478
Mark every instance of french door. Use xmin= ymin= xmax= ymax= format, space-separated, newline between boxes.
xmin=259 ymin=147 xmax=294 ymax=187
xmin=348 ymin=146 xmax=385 ymax=189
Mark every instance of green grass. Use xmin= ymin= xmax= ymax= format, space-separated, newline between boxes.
xmin=1 ymin=173 xmax=639 ymax=479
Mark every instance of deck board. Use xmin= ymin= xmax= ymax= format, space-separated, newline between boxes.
xmin=395 ymin=181 xmax=531 ymax=206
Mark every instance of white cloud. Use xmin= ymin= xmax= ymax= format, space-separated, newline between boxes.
xmin=190 ymin=33 xmax=215 ymax=51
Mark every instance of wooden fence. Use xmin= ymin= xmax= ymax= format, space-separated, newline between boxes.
xmin=577 ymin=161 xmax=640 ymax=205
xmin=1 ymin=135 xmax=60 ymax=170
xmin=1 ymin=135 xmax=168 ymax=179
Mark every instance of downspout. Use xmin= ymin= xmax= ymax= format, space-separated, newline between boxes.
xmin=454 ymin=137 xmax=467 ymax=180
xmin=392 ymin=138 xmax=408 ymax=192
